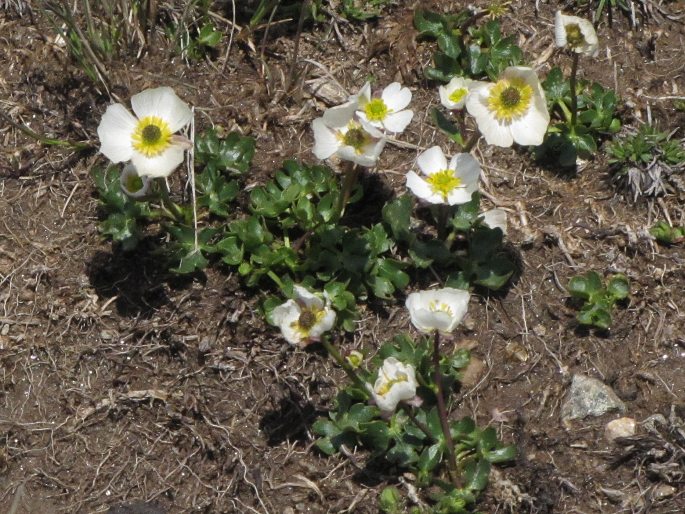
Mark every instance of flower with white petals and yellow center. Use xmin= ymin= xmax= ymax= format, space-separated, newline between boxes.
xmin=271 ymin=285 xmax=336 ymax=347
xmin=466 ymin=66 xmax=550 ymax=147
xmin=405 ymin=287 xmax=470 ymax=334
xmin=97 ymin=87 xmax=193 ymax=178
xmin=312 ymin=99 xmax=386 ymax=167
xmin=554 ymin=11 xmax=599 ymax=57
xmin=354 ymin=82 xmax=414 ymax=134
xmin=439 ymin=76 xmax=483 ymax=110
xmin=119 ymin=163 xmax=151 ymax=199
xmin=405 ymin=146 xmax=480 ymax=206
xmin=366 ymin=357 xmax=418 ymax=415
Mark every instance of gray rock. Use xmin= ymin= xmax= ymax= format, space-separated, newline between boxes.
xmin=561 ymin=374 xmax=626 ymax=422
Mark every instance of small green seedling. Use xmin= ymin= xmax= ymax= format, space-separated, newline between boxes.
xmin=650 ymin=222 xmax=685 ymax=245
xmin=567 ymin=271 xmax=629 ymax=329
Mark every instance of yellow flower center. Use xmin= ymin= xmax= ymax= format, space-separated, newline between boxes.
xmin=340 ymin=124 xmax=372 ymax=154
xmin=291 ymin=306 xmax=325 ymax=338
xmin=429 ymin=300 xmax=454 ymax=317
xmin=132 ymin=116 xmax=172 ymax=158
xmin=376 ymin=371 xmax=409 ymax=396
xmin=363 ymin=98 xmax=390 ymax=122
xmin=426 ymin=169 xmax=463 ymax=200
xmin=123 ymin=173 xmax=144 ymax=193
xmin=565 ymin=23 xmax=585 ymax=48
xmin=487 ymin=78 xmax=533 ymax=123
xmin=448 ymin=87 xmax=468 ymax=104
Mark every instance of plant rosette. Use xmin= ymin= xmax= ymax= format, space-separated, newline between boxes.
xmin=353 ymin=82 xmax=414 ymax=134
xmin=97 ymin=87 xmax=193 ymax=178
xmin=119 ymin=163 xmax=152 ymax=199
xmin=367 ymin=357 xmax=420 ymax=416
xmin=554 ymin=11 xmax=599 ymax=57
xmin=466 ymin=66 xmax=550 ymax=147
xmin=312 ymin=99 xmax=386 ymax=167
xmin=271 ymin=285 xmax=337 ymax=347
xmin=439 ymin=76 xmax=484 ymax=110
xmin=406 ymin=146 xmax=480 ymax=205
xmin=405 ymin=287 xmax=470 ymax=334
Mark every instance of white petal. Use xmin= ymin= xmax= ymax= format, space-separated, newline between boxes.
xmin=322 ymin=100 xmax=357 ymax=127
xmin=417 ymin=146 xmax=447 ymax=175
xmin=482 ymin=209 xmax=507 ymax=234
xmin=510 ymin=109 xmax=549 ymax=146
xmin=554 ymin=11 xmax=567 ymax=48
xmin=119 ymin=163 xmax=151 ymax=199
xmin=97 ymin=103 xmax=136 ymax=163
xmin=356 ymin=111 xmax=382 ymax=129
xmin=478 ymin=115 xmax=513 ymax=147
xmin=352 ymin=82 xmax=372 ymax=105
xmin=309 ymin=309 xmax=336 ymax=339
xmin=131 ymin=87 xmax=192 ymax=132
xmin=383 ymin=110 xmax=413 ymax=133
xmin=446 ymin=188 xmax=474 ymax=206
xmin=382 ymin=83 xmax=412 ymax=112
xmin=413 ymin=308 xmax=453 ymax=333
xmin=293 ymin=285 xmax=324 ymax=310
xmin=271 ymin=300 xmax=303 ymax=346
xmin=406 ymin=171 xmax=441 ymax=203
xmin=450 ymin=153 xmax=481 ymax=184
xmin=312 ymin=118 xmax=340 ymax=160
xmin=131 ymin=146 xmax=185 ymax=178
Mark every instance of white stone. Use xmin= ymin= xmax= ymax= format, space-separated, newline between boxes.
xmin=605 ymin=417 xmax=636 ymax=442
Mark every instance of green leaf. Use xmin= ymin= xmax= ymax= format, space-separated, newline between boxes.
xmin=606 ymin=275 xmax=629 ymax=300
xmin=195 ymin=129 xmax=255 ymax=175
xmin=379 ymin=486 xmax=402 ymax=514
xmin=437 ymin=32 xmax=461 ymax=59
xmin=577 ymin=304 xmax=612 ymax=329
xmin=484 ymin=445 xmax=517 ymax=463
xmin=568 ymin=271 xmax=602 ymax=300
xmin=418 ymin=442 xmax=443 ymax=473
xmin=382 ymin=195 xmax=413 ymax=243
xmin=360 ymin=420 xmax=391 ymax=451
xmin=431 ymin=108 xmax=464 ymax=145
xmin=315 ymin=437 xmax=336 ymax=456
xmin=197 ymin=23 xmax=221 ymax=47
xmin=385 ymin=441 xmax=419 ymax=467
xmin=312 ymin=419 xmax=340 ymax=438
xmin=413 ymin=9 xmax=446 ymax=36
xmin=464 ymin=459 xmax=491 ymax=492
xmin=174 ymin=249 xmax=208 ymax=274
xmin=542 ymin=67 xmax=569 ymax=105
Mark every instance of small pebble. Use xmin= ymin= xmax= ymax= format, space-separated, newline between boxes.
xmin=605 ymin=417 xmax=636 ymax=442
xmin=652 ymin=484 xmax=676 ymax=500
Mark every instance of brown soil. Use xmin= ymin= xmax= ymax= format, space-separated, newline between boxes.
xmin=1 ymin=1 xmax=684 ymax=513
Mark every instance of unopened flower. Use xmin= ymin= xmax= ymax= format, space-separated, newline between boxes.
xmin=466 ymin=66 xmax=550 ymax=147
xmin=271 ymin=285 xmax=336 ymax=347
xmin=405 ymin=287 xmax=470 ymax=334
xmin=405 ymin=146 xmax=480 ymax=205
xmin=120 ymin=163 xmax=151 ymax=199
xmin=98 ymin=87 xmax=192 ymax=178
xmin=481 ymin=208 xmax=507 ymax=235
xmin=312 ymin=100 xmax=386 ymax=166
xmin=367 ymin=357 xmax=418 ymax=415
xmin=354 ymin=82 xmax=413 ymax=134
xmin=439 ymin=76 xmax=482 ymax=110
xmin=555 ymin=11 xmax=599 ymax=57
xmin=346 ymin=350 xmax=364 ymax=369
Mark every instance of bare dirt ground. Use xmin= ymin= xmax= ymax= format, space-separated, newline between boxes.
xmin=1 ymin=1 xmax=684 ymax=513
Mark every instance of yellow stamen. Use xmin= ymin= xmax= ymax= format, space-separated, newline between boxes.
xmin=376 ymin=371 xmax=409 ymax=396
xmin=426 ymin=169 xmax=463 ymax=201
xmin=132 ymin=116 xmax=172 ymax=158
xmin=363 ymin=98 xmax=390 ymax=122
xmin=429 ymin=300 xmax=454 ymax=317
xmin=449 ymin=88 xmax=468 ymax=105
xmin=487 ymin=77 xmax=533 ymax=123
xmin=339 ymin=123 xmax=372 ymax=154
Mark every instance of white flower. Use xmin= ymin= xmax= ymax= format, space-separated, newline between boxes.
xmin=405 ymin=287 xmax=470 ymax=334
xmin=555 ymin=11 xmax=599 ymax=57
xmin=312 ymin=99 xmax=386 ymax=167
xmin=481 ymin=208 xmax=507 ymax=235
xmin=439 ymin=76 xmax=483 ymax=110
xmin=466 ymin=66 xmax=550 ymax=147
xmin=367 ymin=357 xmax=418 ymax=415
xmin=405 ymin=146 xmax=480 ymax=205
xmin=354 ymin=82 xmax=414 ymax=134
xmin=271 ymin=285 xmax=336 ymax=347
xmin=97 ymin=87 xmax=192 ymax=178
xmin=119 ymin=163 xmax=151 ymax=199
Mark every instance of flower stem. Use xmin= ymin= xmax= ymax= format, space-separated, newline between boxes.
xmin=433 ymin=330 xmax=460 ymax=488
xmin=321 ymin=337 xmax=369 ymax=395
xmin=158 ymin=179 xmax=186 ymax=224
xmin=462 ymin=132 xmax=481 ymax=153
xmin=570 ymin=53 xmax=580 ymax=127
xmin=334 ymin=161 xmax=360 ymax=222
xmin=402 ymin=405 xmax=437 ymax=443
xmin=437 ymin=204 xmax=450 ymax=241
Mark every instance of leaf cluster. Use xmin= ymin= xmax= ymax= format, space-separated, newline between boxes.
xmin=313 ymin=335 xmax=516 ymax=512
xmin=539 ymin=67 xmax=621 ymax=166
xmin=650 ymin=221 xmax=685 ymax=245
xmin=414 ymin=9 xmax=523 ymax=82
xmin=567 ymin=271 xmax=629 ymax=329
xmin=607 ymin=124 xmax=685 ymax=174
xmin=340 ymin=0 xmax=394 ymax=21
